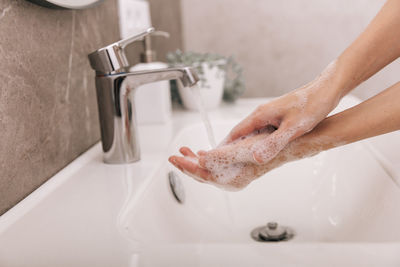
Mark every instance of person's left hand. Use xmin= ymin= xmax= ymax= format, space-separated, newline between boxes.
xmin=168 ymin=128 xmax=289 ymax=190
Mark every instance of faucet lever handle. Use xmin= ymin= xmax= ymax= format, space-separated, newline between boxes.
xmin=117 ymin=27 xmax=155 ymax=49
xmin=88 ymin=27 xmax=155 ymax=75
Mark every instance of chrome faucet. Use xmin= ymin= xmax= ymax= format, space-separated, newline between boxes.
xmin=88 ymin=28 xmax=199 ymax=164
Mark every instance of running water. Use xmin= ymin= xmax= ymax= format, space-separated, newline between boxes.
xmin=190 ymin=85 xmax=217 ymax=148
xmin=189 ymin=85 xmax=235 ymax=224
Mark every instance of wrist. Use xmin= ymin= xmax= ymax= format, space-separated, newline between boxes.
xmin=332 ymin=54 xmax=371 ymax=97
xmin=300 ymin=60 xmax=348 ymax=111
xmin=288 ymin=115 xmax=344 ymax=159
xmin=317 ymin=59 xmax=349 ymax=104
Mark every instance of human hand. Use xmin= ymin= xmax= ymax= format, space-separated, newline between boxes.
xmin=220 ymin=62 xmax=341 ymax=164
xmin=168 ymin=62 xmax=347 ymax=190
xmin=168 ymin=126 xmax=321 ymax=191
xmin=168 ymin=130 xmax=270 ymax=190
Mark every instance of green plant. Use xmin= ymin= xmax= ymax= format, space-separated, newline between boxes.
xmin=166 ymin=50 xmax=246 ymax=103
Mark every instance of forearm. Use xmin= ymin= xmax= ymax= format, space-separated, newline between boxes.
xmin=289 ymin=0 xmax=400 ymax=121
xmin=333 ymin=0 xmax=400 ymax=97
xmin=303 ymin=81 xmax=400 ymax=152
xmin=251 ymin=84 xmax=400 ymax=181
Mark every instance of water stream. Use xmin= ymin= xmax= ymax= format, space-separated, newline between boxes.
xmin=190 ymin=85 xmax=217 ymax=148
xmin=189 ymin=85 xmax=235 ymax=224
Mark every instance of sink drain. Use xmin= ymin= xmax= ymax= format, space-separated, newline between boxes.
xmin=168 ymin=171 xmax=185 ymax=204
xmin=251 ymin=222 xmax=294 ymax=242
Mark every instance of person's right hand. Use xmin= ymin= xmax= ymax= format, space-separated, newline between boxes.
xmin=214 ymin=62 xmax=343 ymax=165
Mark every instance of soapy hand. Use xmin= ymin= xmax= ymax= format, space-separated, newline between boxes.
xmin=218 ymin=62 xmax=341 ymax=165
xmin=169 ymin=80 xmax=400 ymax=191
xmin=168 ymin=130 xmax=273 ymax=191
xmin=168 ymin=62 xmax=343 ymax=190
xmin=168 ymin=127 xmax=322 ymax=191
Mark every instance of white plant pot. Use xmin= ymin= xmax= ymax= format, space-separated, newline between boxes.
xmin=178 ymin=61 xmax=225 ymax=110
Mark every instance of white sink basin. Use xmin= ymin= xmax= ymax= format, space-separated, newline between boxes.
xmin=1 ymin=97 xmax=400 ymax=267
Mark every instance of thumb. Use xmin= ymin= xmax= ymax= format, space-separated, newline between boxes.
xmin=251 ymin=123 xmax=301 ymax=164
xmin=223 ymin=109 xmax=277 ymax=145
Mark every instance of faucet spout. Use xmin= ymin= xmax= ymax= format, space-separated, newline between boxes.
xmin=94 ymin=67 xmax=199 ymax=164
xmin=125 ymin=67 xmax=199 ymax=88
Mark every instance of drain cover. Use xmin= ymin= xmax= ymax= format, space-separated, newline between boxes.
xmin=168 ymin=171 xmax=185 ymax=204
xmin=251 ymin=222 xmax=294 ymax=242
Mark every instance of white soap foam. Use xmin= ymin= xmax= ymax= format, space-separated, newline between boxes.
xmin=201 ymin=127 xmax=274 ymax=189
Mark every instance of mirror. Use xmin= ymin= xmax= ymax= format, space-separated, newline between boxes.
xmin=27 ymin=0 xmax=103 ymax=9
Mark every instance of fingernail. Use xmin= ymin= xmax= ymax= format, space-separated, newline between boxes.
xmin=168 ymin=156 xmax=176 ymax=164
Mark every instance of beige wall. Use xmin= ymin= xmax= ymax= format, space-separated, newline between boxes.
xmin=181 ymin=0 xmax=400 ymax=100
xmin=126 ymin=0 xmax=183 ymax=64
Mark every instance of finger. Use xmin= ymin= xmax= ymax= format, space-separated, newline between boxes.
xmin=224 ymin=110 xmax=278 ymax=144
xmin=252 ymin=117 xmax=316 ymax=164
xmin=168 ymin=155 xmax=178 ymax=165
xmin=251 ymin=122 xmax=295 ymax=164
xmin=209 ymin=133 xmax=267 ymax=164
xmin=198 ymin=155 xmax=207 ymax=168
xmin=175 ymin=156 xmax=211 ymax=180
xmin=224 ymin=117 xmax=258 ymax=144
xmin=199 ymin=140 xmax=258 ymax=168
xmin=197 ymin=150 xmax=207 ymax=156
xmin=168 ymin=156 xmax=184 ymax=171
xmin=179 ymin=147 xmax=197 ymax=158
xmin=170 ymin=156 xmax=204 ymax=182
xmin=197 ymin=148 xmax=228 ymax=168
